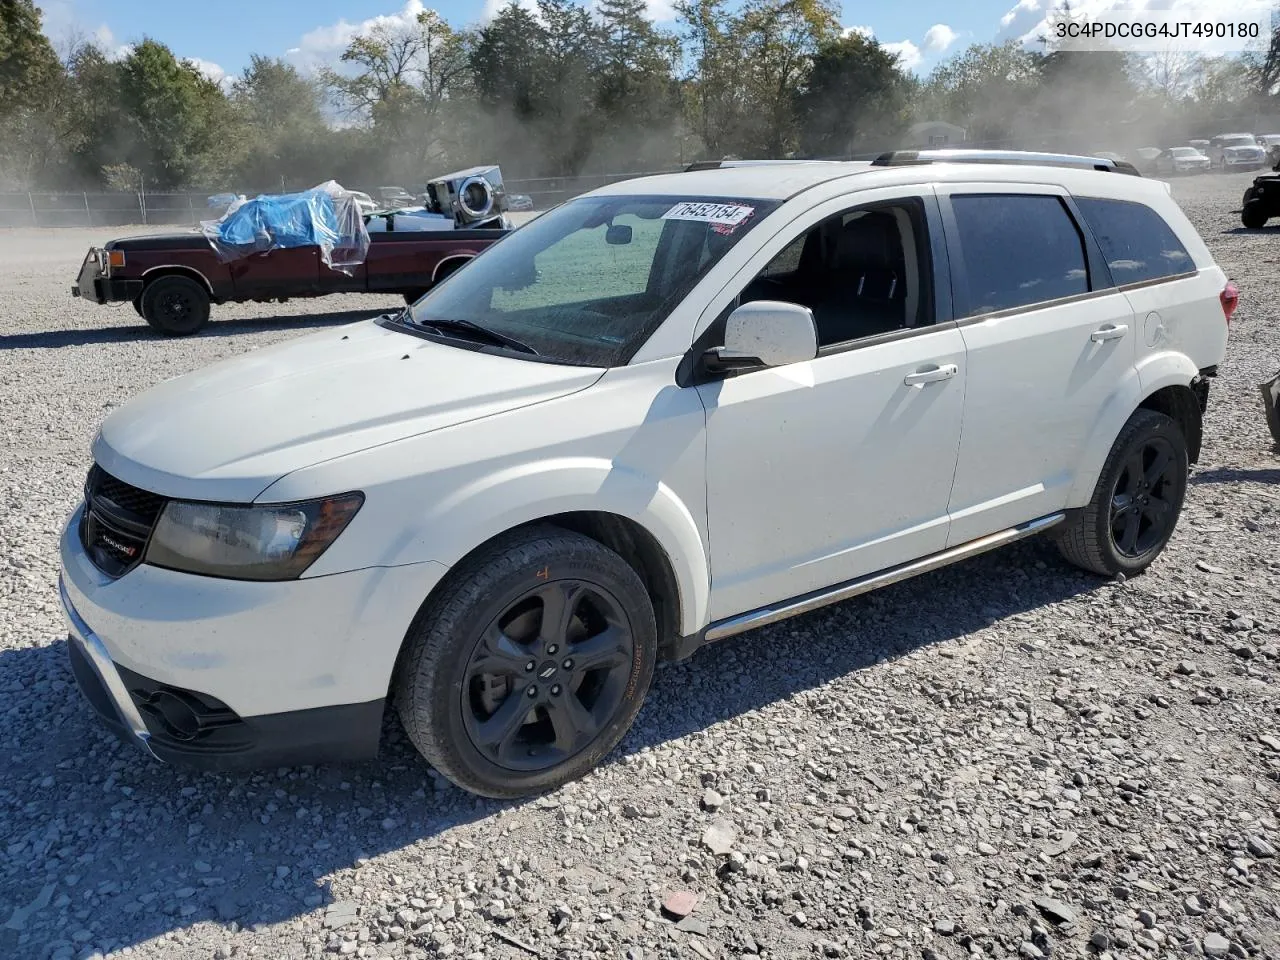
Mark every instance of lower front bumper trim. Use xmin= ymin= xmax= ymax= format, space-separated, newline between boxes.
xmin=59 ymin=575 xmax=160 ymax=761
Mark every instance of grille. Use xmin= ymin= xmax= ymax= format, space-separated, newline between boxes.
xmin=80 ymin=465 xmax=167 ymax=577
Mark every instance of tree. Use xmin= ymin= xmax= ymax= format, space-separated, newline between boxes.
xmin=733 ymin=0 xmax=840 ymax=155
xmin=114 ymin=39 xmax=227 ymax=188
xmin=920 ymin=42 xmax=1039 ymax=144
xmin=796 ymin=32 xmax=910 ymax=156
xmin=595 ymin=0 xmax=682 ymax=168
xmin=675 ymin=0 xmax=746 ymax=158
xmin=231 ymin=56 xmax=329 ymax=189
xmin=0 ymin=0 xmax=68 ymax=186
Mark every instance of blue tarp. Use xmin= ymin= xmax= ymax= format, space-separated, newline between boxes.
xmin=199 ymin=181 xmax=370 ymax=274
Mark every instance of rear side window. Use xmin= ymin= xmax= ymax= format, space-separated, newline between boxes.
xmin=1075 ymin=197 xmax=1194 ymax=286
xmin=951 ymin=194 xmax=1089 ymax=317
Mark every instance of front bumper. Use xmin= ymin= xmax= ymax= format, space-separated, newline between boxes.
xmin=71 ymin=250 xmax=142 ymax=304
xmin=59 ymin=504 xmax=449 ymax=769
xmin=1225 ymin=156 xmax=1266 ymax=168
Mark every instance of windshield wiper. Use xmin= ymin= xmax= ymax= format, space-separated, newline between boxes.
xmin=403 ymin=309 xmax=538 ymax=355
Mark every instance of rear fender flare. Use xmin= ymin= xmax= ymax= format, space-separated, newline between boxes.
xmin=1066 ymin=353 xmax=1198 ymax=506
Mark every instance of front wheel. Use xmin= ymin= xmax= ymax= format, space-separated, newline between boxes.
xmin=395 ymin=526 xmax=657 ymax=798
xmin=140 ymin=275 xmax=210 ymax=336
xmin=1056 ymin=409 xmax=1188 ymax=577
xmin=1243 ymin=199 xmax=1268 ymax=229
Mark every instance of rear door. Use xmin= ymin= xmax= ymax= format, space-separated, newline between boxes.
xmin=1071 ymin=196 xmax=1224 ymax=387
xmin=938 ymin=186 xmax=1137 ymax=545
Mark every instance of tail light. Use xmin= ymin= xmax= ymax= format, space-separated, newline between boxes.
xmin=1221 ymin=280 xmax=1239 ymax=324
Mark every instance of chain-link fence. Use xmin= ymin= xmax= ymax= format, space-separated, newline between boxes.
xmin=0 ymin=170 xmax=688 ymax=229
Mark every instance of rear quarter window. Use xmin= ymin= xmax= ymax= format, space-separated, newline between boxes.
xmin=1075 ymin=197 xmax=1194 ymax=286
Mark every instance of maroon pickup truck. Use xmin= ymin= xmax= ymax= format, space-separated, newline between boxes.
xmin=72 ymin=221 xmax=508 ymax=336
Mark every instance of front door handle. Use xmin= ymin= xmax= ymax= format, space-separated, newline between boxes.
xmin=903 ymin=363 xmax=959 ymax=387
xmin=1090 ymin=323 xmax=1129 ymax=342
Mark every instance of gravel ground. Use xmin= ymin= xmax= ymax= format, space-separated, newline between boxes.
xmin=0 ymin=175 xmax=1278 ymax=960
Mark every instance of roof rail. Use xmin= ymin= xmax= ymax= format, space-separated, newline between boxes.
xmin=870 ymin=149 xmax=1143 ymax=177
xmin=684 ymin=159 xmax=840 ymax=172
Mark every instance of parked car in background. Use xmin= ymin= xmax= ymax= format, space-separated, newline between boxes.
xmin=1208 ymin=134 xmax=1267 ymax=172
xmin=349 ymin=191 xmax=378 ymax=216
xmin=379 ymin=186 xmax=417 ymax=207
xmin=1131 ymin=147 xmax=1163 ymax=174
xmin=1153 ymin=147 xmax=1211 ymax=176
xmin=60 ymin=150 xmax=1232 ymax=797
xmin=1189 ymin=139 xmax=1210 ymax=152
xmin=508 ymin=193 xmax=535 ymax=212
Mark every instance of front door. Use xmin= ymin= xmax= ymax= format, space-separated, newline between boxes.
xmin=938 ymin=187 xmax=1138 ymax=545
xmin=697 ymin=192 xmax=968 ymax=622
xmin=228 ymin=246 xmax=320 ymax=299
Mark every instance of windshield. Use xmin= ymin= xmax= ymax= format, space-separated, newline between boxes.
xmin=1223 ymin=136 xmax=1257 ymax=147
xmin=407 ymin=194 xmax=778 ymax=366
xmin=1170 ymin=148 xmax=1199 ymax=156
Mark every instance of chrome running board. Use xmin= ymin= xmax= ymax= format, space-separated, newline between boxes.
xmin=703 ymin=513 xmax=1065 ymax=643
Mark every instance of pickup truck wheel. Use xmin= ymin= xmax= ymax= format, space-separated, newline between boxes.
xmin=403 ymin=289 xmax=429 ymax=306
xmin=1242 ymin=200 xmax=1268 ymax=229
xmin=1056 ymin=409 xmax=1188 ymax=578
xmin=395 ymin=525 xmax=656 ymax=798
xmin=131 ymin=296 xmax=144 ymax=317
xmin=140 ymin=275 xmax=210 ymax=336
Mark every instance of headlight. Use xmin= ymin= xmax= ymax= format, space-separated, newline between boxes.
xmin=145 ymin=493 xmax=364 ymax=581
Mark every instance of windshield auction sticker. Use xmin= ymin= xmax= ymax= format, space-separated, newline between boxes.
xmin=663 ymin=202 xmax=755 ymax=227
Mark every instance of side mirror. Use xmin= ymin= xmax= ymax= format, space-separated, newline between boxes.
xmin=606 ymin=223 xmax=633 ymax=245
xmin=708 ymin=300 xmax=818 ymax=371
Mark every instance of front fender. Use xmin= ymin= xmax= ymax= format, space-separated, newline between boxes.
xmin=1066 ymin=352 xmax=1198 ymax=506
xmin=388 ymin=457 xmax=711 ymax=636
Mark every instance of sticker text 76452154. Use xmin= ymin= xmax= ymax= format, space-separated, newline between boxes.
xmin=662 ymin=202 xmax=755 ymax=227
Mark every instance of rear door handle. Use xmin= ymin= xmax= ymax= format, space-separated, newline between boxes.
xmin=903 ymin=363 xmax=959 ymax=386
xmin=1090 ymin=323 xmax=1129 ymax=342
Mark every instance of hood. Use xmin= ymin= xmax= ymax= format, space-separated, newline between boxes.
xmin=1225 ymin=145 xmax=1264 ymax=156
xmin=105 ymin=232 xmax=208 ymax=252
xmin=93 ymin=320 xmax=604 ymax=503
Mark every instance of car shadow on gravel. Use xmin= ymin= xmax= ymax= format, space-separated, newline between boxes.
xmin=0 ymin=309 xmax=388 ymax=350
xmin=0 ymin=536 xmax=1106 ymax=956
xmin=1190 ymin=466 xmax=1280 ymax=485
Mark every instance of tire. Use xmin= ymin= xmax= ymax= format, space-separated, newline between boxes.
xmin=1056 ymin=409 xmax=1188 ymax=578
xmin=131 ymin=296 xmax=144 ymax=317
xmin=395 ymin=525 xmax=657 ymax=798
xmin=1243 ymin=200 xmax=1268 ymax=229
xmin=402 ymin=289 xmax=429 ymax=306
xmin=140 ymin=275 xmax=210 ymax=336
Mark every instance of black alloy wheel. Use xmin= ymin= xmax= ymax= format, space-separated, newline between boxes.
xmin=395 ymin=525 xmax=656 ymax=798
xmin=1055 ymin=408 xmax=1188 ymax=577
xmin=462 ymin=579 xmax=635 ymax=772
xmin=1109 ymin=436 xmax=1178 ymax=558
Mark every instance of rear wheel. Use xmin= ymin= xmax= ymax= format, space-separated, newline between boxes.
xmin=402 ymin=289 xmax=429 ymax=306
xmin=140 ymin=275 xmax=210 ymax=336
xmin=1056 ymin=409 xmax=1188 ymax=577
xmin=395 ymin=526 xmax=656 ymax=798
xmin=1243 ymin=200 xmax=1268 ymax=229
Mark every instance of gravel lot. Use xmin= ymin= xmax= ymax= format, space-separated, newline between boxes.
xmin=1 ymin=175 xmax=1278 ymax=960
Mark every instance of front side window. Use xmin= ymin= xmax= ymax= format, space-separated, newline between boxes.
xmin=407 ymin=194 xmax=778 ymax=366
xmin=733 ymin=199 xmax=932 ymax=348
xmin=951 ymin=194 xmax=1088 ymax=317
xmin=1075 ymin=197 xmax=1194 ymax=286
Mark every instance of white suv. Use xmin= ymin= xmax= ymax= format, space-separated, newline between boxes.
xmin=59 ymin=151 xmax=1235 ymax=797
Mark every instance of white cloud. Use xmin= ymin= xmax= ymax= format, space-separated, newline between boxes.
xmin=288 ymin=0 xmax=433 ymax=73
xmin=842 ymin=25 xmax=928 ymax=71
xmin=883 ymin=40 xmax=923 ymax=70
xmin=186 ymin=57 xmax=232 ymax=90
xmin=923 ymin=23 xmax=958 ymax=53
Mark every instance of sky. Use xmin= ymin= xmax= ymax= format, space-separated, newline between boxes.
xmin=35 ymin=0 xmax=1254 ymax=88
